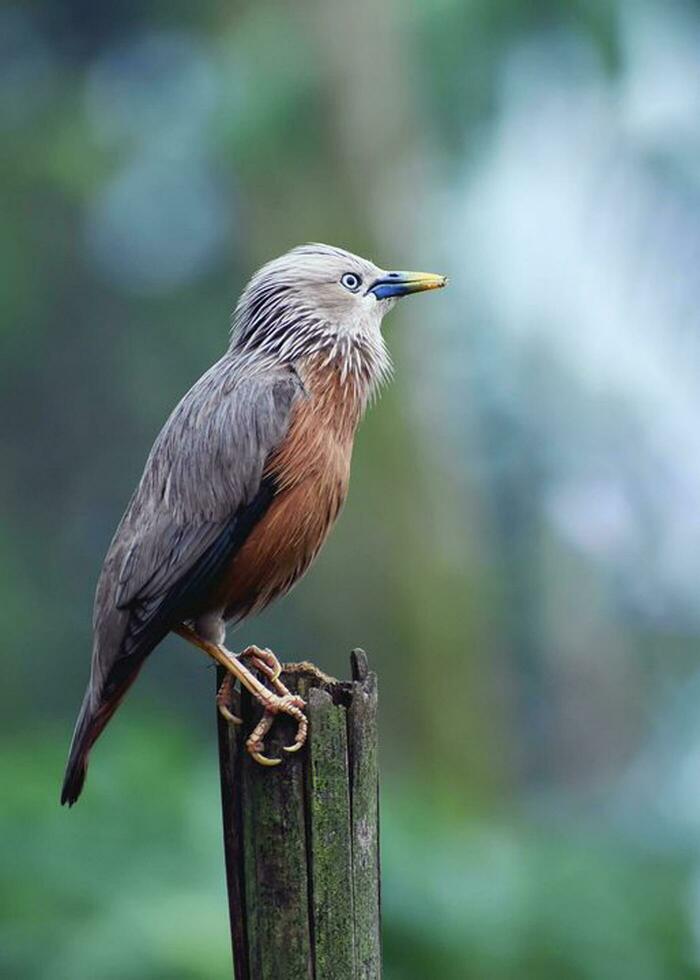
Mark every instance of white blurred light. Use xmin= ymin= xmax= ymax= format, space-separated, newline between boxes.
xmin=546 ymin=479 xmax=635 ymax=561
xmin=441 ymin=10 xmax=700 ymax=626
xmin=620 ymin=1 xmax=700 ymax=159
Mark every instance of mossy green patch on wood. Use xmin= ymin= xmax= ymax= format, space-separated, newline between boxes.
xmin=348 ymin=651 xmax=381 ymax=980
xmin=307 ymin=686 xmax=356 ymax=977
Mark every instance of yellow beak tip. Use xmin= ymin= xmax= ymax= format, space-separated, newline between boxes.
xmin=413 ymin=273 xmax=448 ymax=292
xmin=426 ymin=274 xmax=448 ymax=291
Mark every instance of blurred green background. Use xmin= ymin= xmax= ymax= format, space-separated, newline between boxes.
xmin=3 ymin=0 xmax=700 ymax=977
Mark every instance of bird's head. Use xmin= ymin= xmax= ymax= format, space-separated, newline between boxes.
xmin=230 ymin=244 xmax=447 ymax=369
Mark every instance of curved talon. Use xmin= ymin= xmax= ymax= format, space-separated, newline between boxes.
xmin=249 ymin=750 xmax=281 ymax=767
xmin=283 ymin=715 xmax=308 ymax=753
xmin=218 ymin=704 xmax=243 ymax=726
xmin=256 ymin=652 xmax=282 ymax=684
xmin=216 ymin=674 xmax=242 ymax=725
xmin=246 ymin=708 xmax=278 ymax=766
xmin=244 ymin=692 xmax=308 ymax=763
xmin=251 ymin=658 xmax=280 ymax=686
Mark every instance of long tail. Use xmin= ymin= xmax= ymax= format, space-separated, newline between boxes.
xmin=60 ymin=656 xmax=145 ymax=806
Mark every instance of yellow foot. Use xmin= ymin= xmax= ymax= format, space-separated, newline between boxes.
xmin=237 ymin=645 xmax=308 ymax=761
xmin=175 ymin=626 xmax=309 ymax=766
xmin=245 ymin=689 xmax=308 ymax=766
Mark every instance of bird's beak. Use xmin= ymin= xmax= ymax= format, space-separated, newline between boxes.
xmin=368 ymin=271 xmax=448 ymax=300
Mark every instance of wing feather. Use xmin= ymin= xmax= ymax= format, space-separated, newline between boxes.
xmin=93 ymin=357 xmax=302 ymax=683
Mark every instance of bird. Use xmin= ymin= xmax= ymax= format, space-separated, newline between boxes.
xmin=61 ymin=243 xmax=447 ymax=805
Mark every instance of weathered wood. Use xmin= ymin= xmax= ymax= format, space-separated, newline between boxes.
xmin=217 ymin=651 xmax=380 ymax=980
xmin=306 ymin=686 xmax=356 ymax=976
xmin=347 ymin=651 xmax=380 ymax=980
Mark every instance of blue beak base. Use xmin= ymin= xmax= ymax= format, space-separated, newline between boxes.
xmin=368 ymin=271 xmax=448 ymax=300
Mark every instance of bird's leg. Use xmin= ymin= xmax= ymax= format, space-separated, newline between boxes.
xmin=174 ymin=624 xmax=307 ymax=765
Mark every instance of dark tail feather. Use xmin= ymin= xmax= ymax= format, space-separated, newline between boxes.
xmin=60 ymin=690 xmax=101 ymax=806
xmin=60 ymin=692 xmax=94 ymax=806
xmin=61 ymin=656 xmax=146 ymax=806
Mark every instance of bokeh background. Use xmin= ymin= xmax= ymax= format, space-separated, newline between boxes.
xmin=3 ymin=1 xmax=700 ymax=977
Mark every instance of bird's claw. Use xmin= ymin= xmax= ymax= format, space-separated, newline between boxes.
xmin=216 ymin=674 xmax=242 ymax=725
xmin=219 ymin=704 xmax=243 ymax=726
xmin=283 ymin=711 xmax=308 ymax=753
xmin=240 ymin=645 xmax=283 ymax=686
xmin=247 ymin=691 xmax=307 ymax=765
xmin=248 ymin=747 xmax=282 ymax=767
xmin=218 ymin=657 xmax=308 ymax=765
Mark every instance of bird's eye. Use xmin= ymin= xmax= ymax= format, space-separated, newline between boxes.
xmin=341 ymin=272 xmax=362 ymax=292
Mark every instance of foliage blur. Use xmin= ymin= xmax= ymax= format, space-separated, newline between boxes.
xmin=3 ymin=1 xmax=700 ymax=977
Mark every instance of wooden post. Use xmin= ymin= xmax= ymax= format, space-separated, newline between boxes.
xmin=217 ymin=650 xmax=380 ymax=980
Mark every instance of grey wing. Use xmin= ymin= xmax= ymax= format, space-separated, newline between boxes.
xmin=91 ymin=358 xmax=303 ymax=695
xmin=61 ymin=358 xmax=303 ymax=805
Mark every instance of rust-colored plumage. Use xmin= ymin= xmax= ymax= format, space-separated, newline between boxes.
xmin=215 ymin=354 xmax=361 ymax=618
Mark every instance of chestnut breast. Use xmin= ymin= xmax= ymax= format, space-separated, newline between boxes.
xmin=214 ymin=355 xmax=365 ymax=621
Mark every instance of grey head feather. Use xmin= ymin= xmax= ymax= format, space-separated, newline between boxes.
xmin=230 ymin=243 xmax=393 ymax=394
